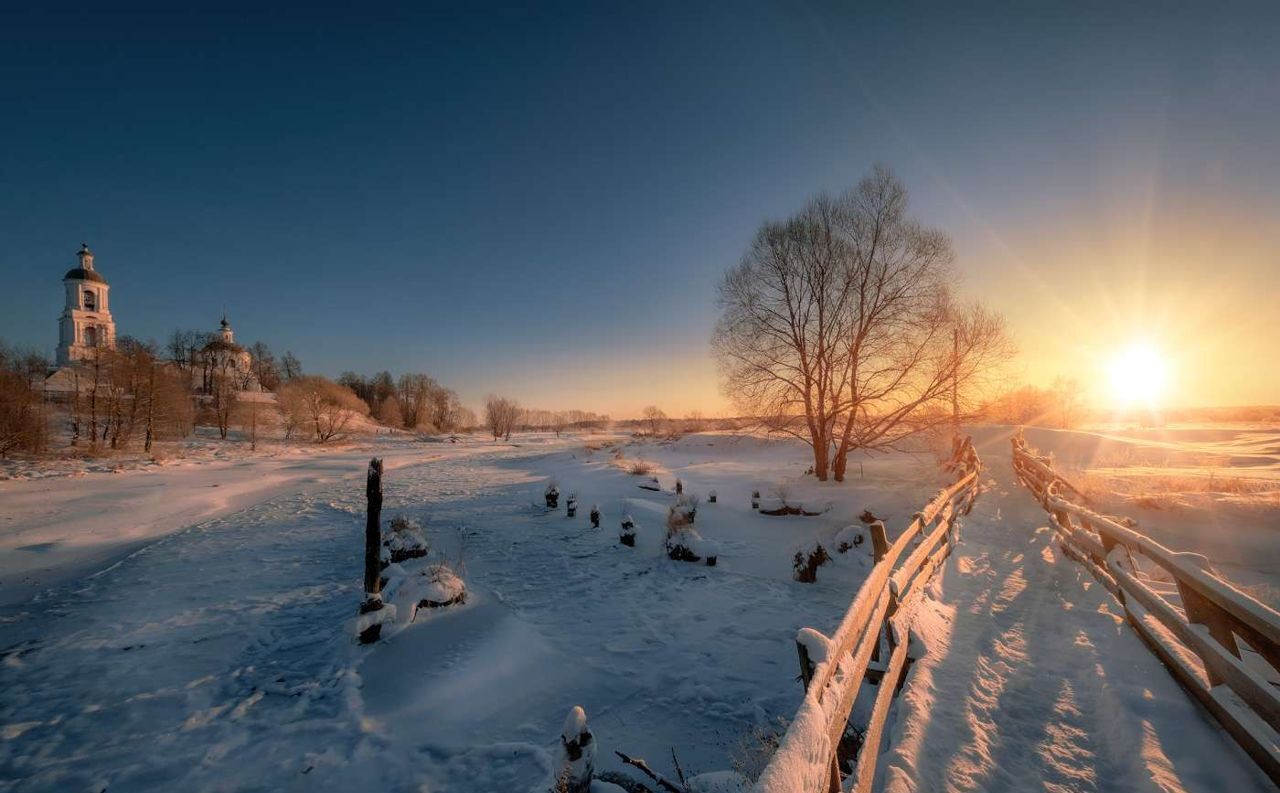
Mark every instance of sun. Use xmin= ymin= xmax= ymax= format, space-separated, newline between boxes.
xmin=1107 ymin=341 xmax=1169 ymax=408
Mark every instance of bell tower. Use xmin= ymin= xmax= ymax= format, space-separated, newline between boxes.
xmin=56 ymin=243 xmax=116 ymax=365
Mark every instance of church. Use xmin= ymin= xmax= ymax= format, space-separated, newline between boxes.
xmin=56 ymin=244 xmax=116 ymax=366
xmin=47 ymin=244 xmax=258 ymax=392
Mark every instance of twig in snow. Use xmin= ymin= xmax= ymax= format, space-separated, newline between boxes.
xmin=615 ymin=751 xmax=687 ymax=793
xmin=671 ymin=747 xmax=686 ymax=787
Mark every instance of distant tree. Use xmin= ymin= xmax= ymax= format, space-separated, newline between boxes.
xmin=484 ymin=395 xmax=520 ymax=441
xmin=1051 ymin=376 xmax=1083 ymax=429
xmin=281 ymin=351 xmax=303 ymax=381
xmin=376 ymin=394 xmax=405 ymax=428
xmin=684 ymin=410 xmax=705 ymax=432
xmin=249 ymin=342 xmax=281 ymax=391
xmin=397 ymin=373 xmax=437 ymax=430
xmin=0 ymin=341 xmax=50 ymax=457
xmin=278 ymin=376 xmax=367 ymax=443
xmin=641 ymin=405 xmax=667 ymax=436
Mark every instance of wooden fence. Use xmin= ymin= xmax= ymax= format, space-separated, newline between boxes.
xmin=1011 ymin=432 xmax=1280 ymax=785
xmin=755 ymin=436 xmax=982 ymax=793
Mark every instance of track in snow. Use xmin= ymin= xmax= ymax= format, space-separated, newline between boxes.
xmin=875 ymin=454 xmax=1275 ymax=793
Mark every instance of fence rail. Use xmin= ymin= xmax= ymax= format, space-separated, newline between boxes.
xmin=755 ymin=437 xmax=982 ymax=793
xmin=1011 ymin=432 xmax=1280 ymax=785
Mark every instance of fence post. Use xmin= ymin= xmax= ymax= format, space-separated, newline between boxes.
xmin=870 ymin=521 xmax=889 ymax=564
xmin=795 ymin=639 xmax=843 ymax=793
xmin=358 ymin=458 xmax=385 ymax=644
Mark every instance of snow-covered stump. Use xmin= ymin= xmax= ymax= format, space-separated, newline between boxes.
xmin=555 ymin=706 xmax=595 ymax=793
xmin=619 ymin=514 xmax=636 ymax=546
xmin=357 ymin=458 xmax=394 ymax=644
xmin=675 ymin=478 xmax=683 ymax=495
xmin=792 ymin=542 xmax=830 ymax=583
xmin=751 ymin=489 xmax=760 ymax=510
xmin=590 ymin=504 xmax=601 ymax=528
xmin=567 ymin=494 xmax=578 ymax=518
xmin=707 ymin=489 xmax=716 ymax=503
xmin=545 ymin=482 xmax=560 ymax=509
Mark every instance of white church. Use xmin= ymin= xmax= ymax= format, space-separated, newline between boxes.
xmin=48 ymin=244 xmax=257 ymax=392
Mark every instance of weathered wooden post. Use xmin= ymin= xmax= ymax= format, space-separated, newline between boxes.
xmin=589 ymin=504 xmax=601 ymax=528
xmin=358 ymin=458 xmax=385 ymax=644
xmin=794 ymin=629 xmax=842 ymax=793
xmin=869 ymin=520 xmax=889 ymax=564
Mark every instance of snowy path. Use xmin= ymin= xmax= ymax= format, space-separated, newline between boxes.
xmin=876 ymin=455 xmax=1275 ymax=793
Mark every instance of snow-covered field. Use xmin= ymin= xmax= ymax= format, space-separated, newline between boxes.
xmin=1 ymin=426 xmax=1276 ymax=791
xmin=1016 ymin=424 xmax=1280 ymax=607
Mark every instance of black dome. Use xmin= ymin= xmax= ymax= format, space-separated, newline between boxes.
xmin=64 ymin=267 xmax=107 ymax=284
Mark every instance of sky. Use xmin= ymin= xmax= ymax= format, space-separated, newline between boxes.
xmin=2 ymin=2 xmax=1278 ymax=417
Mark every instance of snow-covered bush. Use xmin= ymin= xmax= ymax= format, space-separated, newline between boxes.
xmin=666 ymin=496 xmax=715 ymax=564
xmin=620 ymin=514 xmax=636 ymax=546
xmin=545 ymin=481 xmax=560 ymax=509
xmin=792 ymin=542 xmax=830 ymax=582
xmin=383 ymin=515 xmax=430 ymax=564
xmin=834 ymin=525 xmax=864 ymax=554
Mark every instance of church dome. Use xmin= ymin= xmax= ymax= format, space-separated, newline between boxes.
xmin=63 ymin=267 xmax=108 ymax=284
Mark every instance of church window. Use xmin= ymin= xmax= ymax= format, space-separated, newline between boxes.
xmin=83 ymin=290 xmax=96 ymax=310
xmin=84 ymin=326 xmax=97 ymax=347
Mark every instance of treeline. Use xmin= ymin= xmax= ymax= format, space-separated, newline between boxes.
xmin=1 ymin=337 xmax=196 ymax=456
xmin=336 ymin=371 xmax=475 ymax=433
xmin=0 ymin=341 xmax=55 ymax=456
xmin=980 ymin=377 xmax=1083 ymax=428
xmin=165 ymin=329 xmax=300 ymax=395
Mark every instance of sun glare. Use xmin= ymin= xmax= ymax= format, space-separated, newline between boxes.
xmin=1107 ymin=341 xmax=1169 ymax=408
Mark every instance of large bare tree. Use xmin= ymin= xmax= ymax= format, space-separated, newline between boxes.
xmin=713 ymin=165 xmax=1010 ymax=481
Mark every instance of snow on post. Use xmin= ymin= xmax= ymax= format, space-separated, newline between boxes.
xmin=620 ymin=514 xmax=636 ymax=546
xmin=555 ymin=705 xmax=595 ymax=793
xmin=567 ymin=493 xmax=578 ymax=518
xmin=545 ymin=481 xmax=560 ymax=509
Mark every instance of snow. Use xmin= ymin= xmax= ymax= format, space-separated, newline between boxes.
xmin=1 ymin=426 xmax=1275 ymax=791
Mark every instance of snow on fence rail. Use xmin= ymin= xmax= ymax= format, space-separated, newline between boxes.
xmin=755 ymin=436 xmax=982 ymax=793
xmin=1011 ymin=432 xmax=1280 ymax=785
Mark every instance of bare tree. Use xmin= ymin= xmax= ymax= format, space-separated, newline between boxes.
xmin=376 ymin=394 xmax=404 ymax=428
xmin=714 ymin=165 xmax=1010 ymax=481
xmin=641 ymin=405 xmax=667 ymax=436
xmin=281 ymin=351 xmax=303 ymax=381
xmin=0 ymin=341 xmax=50 ymax=457
xmin=278 ymin=376 xmax=367 ymax=443
xmin=249 ymin=342 xmax=281 ymax=391
xmin=484 ymin=395 xmax=520 ymax=441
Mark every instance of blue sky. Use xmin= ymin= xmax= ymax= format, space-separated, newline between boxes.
xmin=2 ymin=2 xmax=1278 ymax=414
